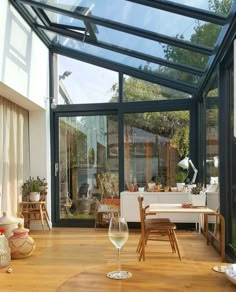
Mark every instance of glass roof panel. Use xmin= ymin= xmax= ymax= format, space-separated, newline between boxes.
xmin=58 ymin=55 xmax=119 ymax=104
xmin=123 ymin=74 xmax=192 ymax=101
xmin=42 ymin=28 xmax=200 ymax=87
xmin=45 ymin=10 xmax=85 ymax=28
xmin=93 ymin=25 xmax=209 ymax=70
xmin=170 ymin=0 xmax=233 ymax=17
xmin=26 ymin=0 xmax=222 ymax=48
xmin=15 ymin=0 xmax=235 ymax=96
xmin=36 ymin=9 xmax=210 ymax=70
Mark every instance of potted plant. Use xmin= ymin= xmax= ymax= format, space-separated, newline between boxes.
xmin=175 ymin=169 xmax=187 ymax=191
xmin=190 ymin=183 xmax=206 ymax=206
xmin=22 ymin=177 xmax=47 ymax=202
xmin=128 ymin=183 xmax=135 ymax=192
xmin=153 ymin=176 xmax=162 ymax=191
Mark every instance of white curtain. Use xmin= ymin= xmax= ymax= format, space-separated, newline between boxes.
xmin=0 ymin=96 xmax=29 ymax=217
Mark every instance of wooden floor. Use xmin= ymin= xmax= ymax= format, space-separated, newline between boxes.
xmin=1 ymin=228 xmax=235 ymax=291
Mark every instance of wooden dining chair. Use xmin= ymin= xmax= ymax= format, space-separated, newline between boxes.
xmin=203 ymin=207 xmax=225 ymax=261
xmin=137 ymin=195 xmax=182 ymax=261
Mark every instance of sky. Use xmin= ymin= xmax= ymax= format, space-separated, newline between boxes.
xmin=59 ymin=55 xmax=118 ymax=104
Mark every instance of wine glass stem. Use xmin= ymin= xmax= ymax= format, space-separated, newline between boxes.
xmin=117 ymin=248 xmax=121 ymax=272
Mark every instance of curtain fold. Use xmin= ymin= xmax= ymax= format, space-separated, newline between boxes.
xmin=0 ymin=96 xmax=29 ymax=217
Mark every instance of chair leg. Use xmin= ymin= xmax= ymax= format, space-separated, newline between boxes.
xmin=139 ymin=240 xmax=145 ymax=261
xmin=136 ymin=236 xmax=142 ymax=253
xmin=138 ymin=232 xmax=147 ymax=261
xmin=167 ymin=229 xmax=176 ymax=253
xmin=170 ymin=230 xmax=182 ymax=261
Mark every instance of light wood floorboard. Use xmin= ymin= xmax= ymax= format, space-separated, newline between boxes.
xmin=1 ymin=228 xmax=235 ymax=291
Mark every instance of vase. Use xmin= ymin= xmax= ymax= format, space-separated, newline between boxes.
xmin=153 ymin=184 xmax=161 ymax=191
xmin=0 ymin=230 xmax=11 ymax=268
xmin=176 ymin=183 xmax=185 ymax=192
xmin=129 ymin=185 xmax=135 ymax=192
xmin=29 ymin=192 xmax=40 ymax=202
xmin=191 ymin=193 xmax=206 ymax=207
xmin=8 ymin=223 xmax=35 ymax=259
xmin=0 ymin=212 xmax=19 ymax=238
xmin=147 ymin=183 xmax=155 ymax=191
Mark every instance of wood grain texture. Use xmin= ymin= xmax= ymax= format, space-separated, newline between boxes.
xmin=1 ymin=228 xmax=234 ymax=291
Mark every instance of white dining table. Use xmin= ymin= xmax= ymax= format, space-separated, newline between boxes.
xmin=148 ymin=204 xmax=216 ymax=233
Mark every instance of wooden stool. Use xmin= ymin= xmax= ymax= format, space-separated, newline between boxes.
xmin=19 ymin=201 xmax=51 ymax=230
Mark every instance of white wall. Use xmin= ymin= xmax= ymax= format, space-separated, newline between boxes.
xmin=0 ymin=1 xmax=51 ymax=227
xmin=0 ymin=2 xmax=49 ymax=108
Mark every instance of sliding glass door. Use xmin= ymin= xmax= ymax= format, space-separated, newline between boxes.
xmin=56 ymin=114 xmax=119 ymax=222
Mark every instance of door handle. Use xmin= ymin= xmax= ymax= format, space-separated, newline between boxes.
xmin=55 ymin=163 xmax=59 ymax=177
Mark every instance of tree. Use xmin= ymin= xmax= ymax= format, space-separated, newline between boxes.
xmin=110 ymin=75 xmax=190 ymax=157
xmin=163 ymin=0 xmax=232 ymax=84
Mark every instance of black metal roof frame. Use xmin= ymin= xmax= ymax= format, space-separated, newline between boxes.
xmin=10 ymin=0 xmax=236 ymax=99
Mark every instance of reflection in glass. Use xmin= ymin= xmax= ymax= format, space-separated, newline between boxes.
xmin=206 ymin=71 xmax=219 ymax=97
xmin=58 ymin=115 xmax=119 ymax=220
xmin=205 ymin=98 xmax=219 ymax=184
xmin=124 ymin=111 xmax=189 ymax=190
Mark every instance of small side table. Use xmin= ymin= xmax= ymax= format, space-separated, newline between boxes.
xmin=19 ymin=201 xmax=51 ymax=230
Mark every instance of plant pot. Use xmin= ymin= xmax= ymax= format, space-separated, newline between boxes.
xmin=191 ymin=193 xmax=206 ymax=206
xmin=154 ymin=184 xmax=161 ymax=191
xmin=29 ymin=192 xmax=40 ymax=202
xmin=147 ymin=183 xmax=155 ymax=191
xmin=129 ymin=186 xmax=135 ymax=192
xmin=176 ymin=183 xmax=185 ymax=192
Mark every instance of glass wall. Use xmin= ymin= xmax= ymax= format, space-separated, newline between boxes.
xmin=54 ymin=54 xmax=192 ymax=226
xmin=57 ymin=55 xmax=118 ymax=104
xmin=231 ymin=60 xmax=236 ymax=248
xmin=205 ymin=98 xmax=219 ymax=186
xmin=58 ymin=115 xmax=119 ymax=220
xmin=123 ymin=75 xmax=191 ymax=102
xmin=124 ymin=111 xmax=189 ymax=191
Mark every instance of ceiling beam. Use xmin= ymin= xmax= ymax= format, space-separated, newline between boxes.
xmin=126 ymin=0 xmax=227 ymax=25
xmin=37 ymin=24 xmax=204 ymax=76
xmin=33 ymin=7 xmax=51 ymax=27
xmin=52 ymin=45 xmax=197 ymax=95
xmin=17 ymin=0 xmax=214 ymax=55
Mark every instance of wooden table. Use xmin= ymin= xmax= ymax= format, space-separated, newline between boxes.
xmin=56 ymin=262 xmax=234 ymax=292
xmin=149 ymin=203 xmax=214 ymax=231
xmin=149 ymin=204 xmax=225 ymax=261
xmin=19 ymin=201 xmax=51 ymax=230
xmin=149 ymin=203 xmax=215 ymax=215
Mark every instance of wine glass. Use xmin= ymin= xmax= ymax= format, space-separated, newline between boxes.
xmin=107 ymin=216 xmax=132 ymax=279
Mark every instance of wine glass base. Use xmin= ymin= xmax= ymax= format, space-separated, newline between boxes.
xmin=107 ymin=270 xmax=132 ymax=280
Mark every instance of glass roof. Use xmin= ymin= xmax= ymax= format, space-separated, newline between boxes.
xmin=10 ymin=0 xmax=235 ymax=97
